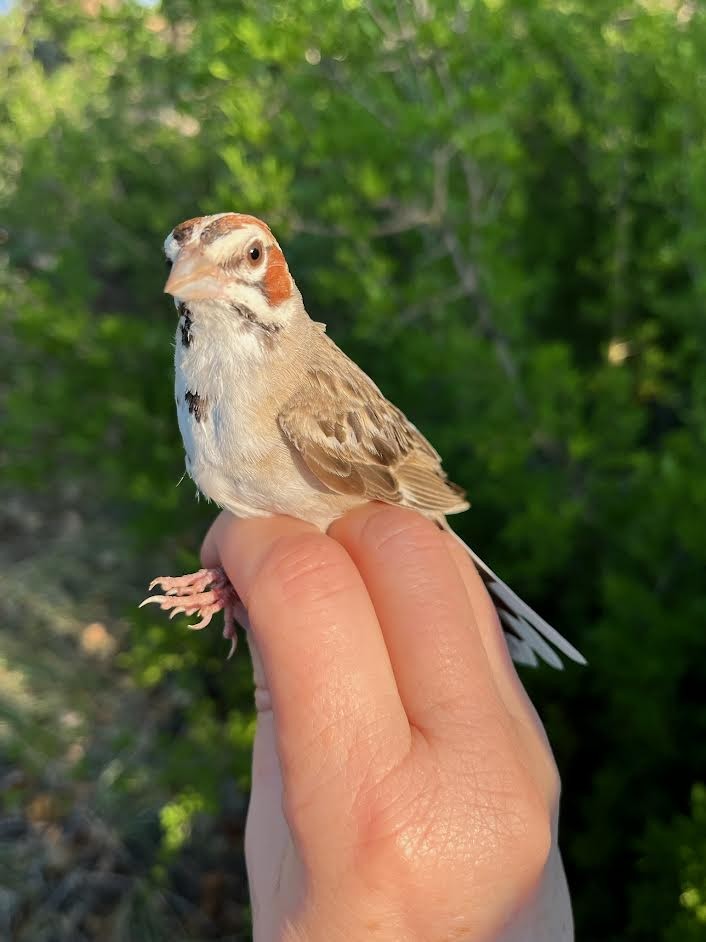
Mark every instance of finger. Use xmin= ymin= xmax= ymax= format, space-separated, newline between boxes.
xmin=203 ymin=514 xmax=410 ymax=813
xmin=441 ymin=534 xmax=538 ymax=721
xmin=329 ymin=504 xmax=501 ymax=737
xmin=200 ymin=511 xmax=233 ymax=569
xmin=442 ymin=535 xmax=560 ymax=802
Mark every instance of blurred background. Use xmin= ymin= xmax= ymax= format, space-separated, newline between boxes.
xmin=1 ymin=0 xmax=706 ymax=939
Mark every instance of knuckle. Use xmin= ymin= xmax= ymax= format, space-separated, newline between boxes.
xmin=361 ymin=504 xmax=442 ymax=557
xmin=251 ymin=532 xmax=354 ymax=610
xmin=521 ymin=807 xmax=553 ymax=885
xmin=497 ymin=778 xmax=554 ymax=880
xmin=543 ymin=756 xmax=562 ymax=811
xmin=452 ymin=725 xmax=555 ymax=876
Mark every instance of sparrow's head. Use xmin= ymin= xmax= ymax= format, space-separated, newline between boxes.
xmin=163 ymin=212 xmax=299 ymax=329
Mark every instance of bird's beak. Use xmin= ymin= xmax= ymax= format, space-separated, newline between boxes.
xmin=164 ymin=244 xmax=224 ymax=301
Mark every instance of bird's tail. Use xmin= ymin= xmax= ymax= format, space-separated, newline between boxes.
xmin=446 ymin=528 xmax=586 ymax=670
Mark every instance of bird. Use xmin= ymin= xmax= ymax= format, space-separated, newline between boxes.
xmin=140 ymin=212 xmax=586 ymax=669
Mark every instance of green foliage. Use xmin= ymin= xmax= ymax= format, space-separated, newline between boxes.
xmin=2 ymin=0 xmax=706 ymax=938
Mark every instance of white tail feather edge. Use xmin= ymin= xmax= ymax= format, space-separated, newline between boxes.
xmin=447 ymin=529 xmax=587 ymax=670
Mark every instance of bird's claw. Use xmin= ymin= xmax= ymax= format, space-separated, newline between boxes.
xmin=140 ymin=567 xmax=239 ymax=657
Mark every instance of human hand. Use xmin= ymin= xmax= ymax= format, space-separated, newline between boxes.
xmin=201 ymin=503 xmax=573 ymax=942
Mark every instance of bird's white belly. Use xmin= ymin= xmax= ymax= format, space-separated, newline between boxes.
xmin=176 ymin=380 xmax=268 ymax=516
xmin=175 ymin=377 xmax=349 ymax=528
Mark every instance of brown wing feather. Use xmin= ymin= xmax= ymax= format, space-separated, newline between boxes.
xmin=278 ymin=338 xmax=469 ymax=516
xmin=277 ymin=338 xmax=587 ymax=671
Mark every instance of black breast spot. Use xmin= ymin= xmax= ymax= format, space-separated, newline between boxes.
xmin=179 ymin=303 xmax=193 ymax=347
xmin=185 ymin=390 xmax=207 ymax=423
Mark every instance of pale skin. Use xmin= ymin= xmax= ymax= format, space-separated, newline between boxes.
xmin=201 ymin=502 xmax=574 ymax=942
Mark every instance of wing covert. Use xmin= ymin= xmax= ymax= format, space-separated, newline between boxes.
xmin=277 ymin=353 xmax=468 ymax=515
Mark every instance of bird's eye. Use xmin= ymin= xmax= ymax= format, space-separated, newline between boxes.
xmin=248 ymin=241 xmax=263 ymax=265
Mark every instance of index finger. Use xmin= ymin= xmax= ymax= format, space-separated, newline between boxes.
xmin=202 ymin=513 xmax=410 ymax=804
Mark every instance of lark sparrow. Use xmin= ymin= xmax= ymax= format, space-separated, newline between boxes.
xmin=141 ymin=213 xmax=585 ymax=669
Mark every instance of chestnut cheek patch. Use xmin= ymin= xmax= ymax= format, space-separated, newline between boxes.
xmin=263 ymin=244 xmax=293 ymax=306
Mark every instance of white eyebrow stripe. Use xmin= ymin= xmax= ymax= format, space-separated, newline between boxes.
xmin=208 ymin=227 xmax=265 ymax=263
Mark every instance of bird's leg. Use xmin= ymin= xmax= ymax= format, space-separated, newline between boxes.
xmin=140 ymin=567 xmax=242 ymax=658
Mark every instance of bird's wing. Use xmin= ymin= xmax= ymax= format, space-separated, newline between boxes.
xmin=279 ymin=336 xmax=586 ymax=671
xmin=278 ymin=340 xmax=469 ymax=516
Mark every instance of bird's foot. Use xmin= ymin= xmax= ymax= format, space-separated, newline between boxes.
xmin=140 ymin=567 xmax=241 ymax=658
